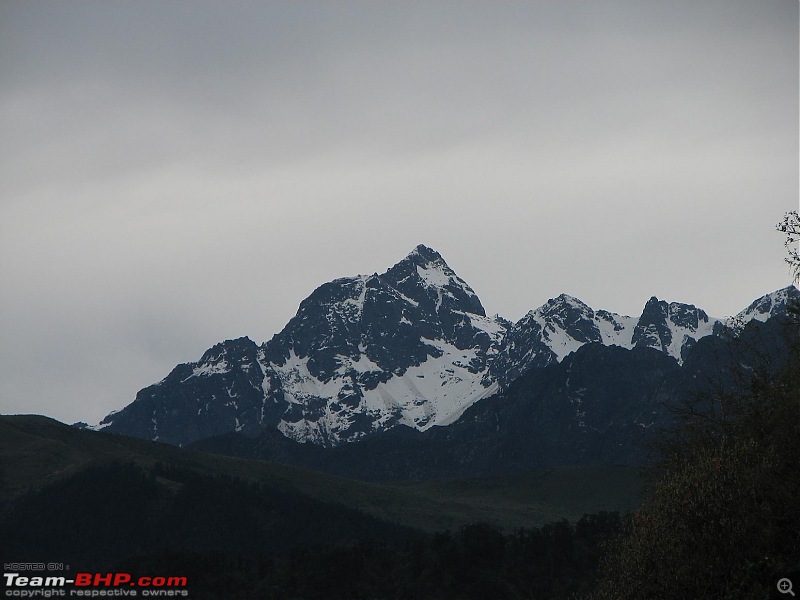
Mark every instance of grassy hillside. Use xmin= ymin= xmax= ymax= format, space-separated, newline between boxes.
xmin=0 ymin=414 xmax=644 ymax=532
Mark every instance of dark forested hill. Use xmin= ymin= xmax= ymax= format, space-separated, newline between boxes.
xmin=0 ymin=415 xmax=639 ymax=599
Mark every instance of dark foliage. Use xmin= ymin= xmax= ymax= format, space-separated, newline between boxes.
xmin=119 ymin=513 xmax=621 ymax=600
xmin=589 ymin=307 xmax=800 ymax=600
xmin=777 ymin=210 xmax=800 ymax=281
xmin=0 ymin=461 xmax=416 ymax=568
xmin=0 ymin=458 xmax=621 ymax=599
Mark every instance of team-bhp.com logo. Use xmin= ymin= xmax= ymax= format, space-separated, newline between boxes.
xmin=4 ymin=571 xmax=188 ymax=597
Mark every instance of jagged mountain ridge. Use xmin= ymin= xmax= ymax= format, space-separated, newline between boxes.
xmin=93 ymin=245 xmax=799 ymax=448
xmin=191 ymin=308 xmax=798 ymax=481
xmin=490 ymin=293 xmax=721 ymax=388
xmin=97 ymin=246 xmax=507 ymax=446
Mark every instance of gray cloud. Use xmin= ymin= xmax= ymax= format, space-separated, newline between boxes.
xmin=0 ymin=0 xmax=796 ymax=424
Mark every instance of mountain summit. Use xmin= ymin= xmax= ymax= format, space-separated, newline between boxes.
xmin=96 ymin=246 xmax=506 ymax=446
xmin=93 ymin=246 xmax=799 ymax=449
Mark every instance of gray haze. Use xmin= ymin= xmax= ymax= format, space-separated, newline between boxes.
xmin=1 ymin=1 xmax=797 ymax=425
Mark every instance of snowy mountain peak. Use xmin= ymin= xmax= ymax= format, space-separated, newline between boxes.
xmin=406 ymin=244 xmax=446 ymax=266
xmin=732 ymin=285 xmax=799 ymax=326
xmin=382 ymin=245 xmax=485 ymax=317
xmin=554 ymin=292 xmax=588 ymax=306
xmin=491 ymin=294 xmax=638 ymax=385
xmin=631 ymin=297 xmax=718 ymax=361
xmin=97 ymin=245 xmax=506 ymax=447
xmin=536 ymin=293 xmax=591 ymax=314
xmin=223 ymin=246 xmax=502 ymax=445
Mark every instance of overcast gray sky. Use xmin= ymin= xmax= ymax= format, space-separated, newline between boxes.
xmin=1 ymin=1 xmax=797 ymax=425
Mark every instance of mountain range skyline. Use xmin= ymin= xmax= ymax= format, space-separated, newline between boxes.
xmin=90 ymin=243 xmax=798 ymax=450
xmin=3 ymin=240 xmax=795 ymax=430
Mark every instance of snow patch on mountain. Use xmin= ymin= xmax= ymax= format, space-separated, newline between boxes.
xmin=453 ymin=310 xmax=506 ymax=346
xmin=533 ymin=311 xmax=585 ymax=361
xmin=417 ymin=263 xmax=453 ymax=290
xmin=367 ymin=339 xmax=499 ymax=430
xmin=187 ymin=359 xmax=231 ymax=380
xmin=273 ymin=340 xmax=498 ymax=445
xmin=595 ymin=310 xmax=638 ymax=348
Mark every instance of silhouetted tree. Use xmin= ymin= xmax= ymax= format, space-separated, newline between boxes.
xmin=777 ymin=210 xmax=800 ymax=283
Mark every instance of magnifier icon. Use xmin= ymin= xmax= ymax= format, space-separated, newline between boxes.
xmin=778 ymin=578 xmax=795 ymax=596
